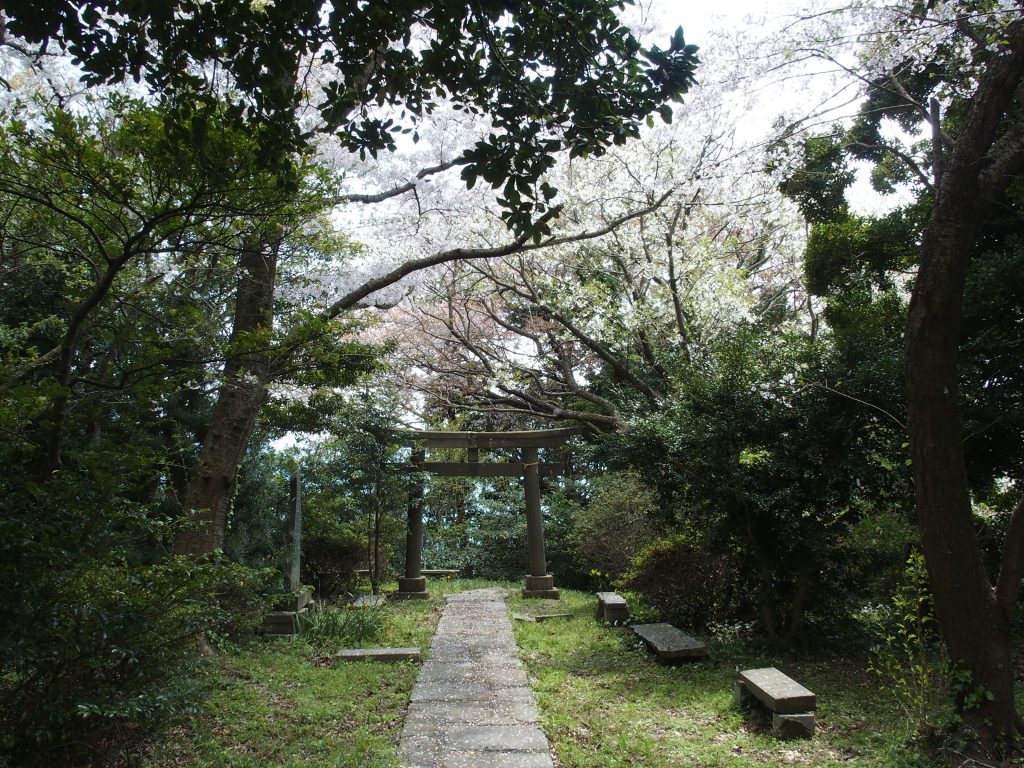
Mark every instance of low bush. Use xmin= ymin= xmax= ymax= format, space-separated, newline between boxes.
xmin=621 ymin=534 xmax=735 ymax=631
xmin=567 ymin=472 xmax=658 ymax=580
xmin=302 ymin=524 xmax=366 ymax=598
xmin=302 ymin=604 xmax=389 ymax=652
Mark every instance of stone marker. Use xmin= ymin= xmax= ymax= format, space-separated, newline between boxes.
xmin=334 ymin=647 xmax=421 ymax=662
xmin=736 ymin=667 xmax=816 ymax=738
xmin=532 ymin=612 xmax=572 ymax=622
xmin=354 ymin=594 xmax=386 ymax=607
xmin=631 ymin=622 xmax=706 ymax=660
xmin=512 ymin=612 xmax=537 ymax=623
xmin=594 ymin=591 xmax=629 ymax=622
xmin=262 ymin=470 xmax=312 ymax=636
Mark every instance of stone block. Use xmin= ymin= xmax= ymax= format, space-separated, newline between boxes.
xmin=631 ymin=623 xmax=705 ymax=660
xmin=594 ymin=591 xmax=629 ymax=622
xmin=523 ymin=575 xmax=554 ymax=591
xmin=399 ymin=576 xmax=428 ymax=592
xmin=773 ymin=711 xmax=815 ymax=738
xmin=738 ymin=667 xmax=816 ymax=714
xmin=521 ymin=588 xmax=560 ymax=600
xmin=354 ymin=594 xmax=386 ymax=607
xmin=334 ymin=647 xmax=421 ymax=662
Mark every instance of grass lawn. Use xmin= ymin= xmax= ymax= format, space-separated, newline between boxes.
xmin=141 ymin=578 xmax=506 ymax=768
xmin=142 ymin=581 xmax=1011 ymax=768
xmin=508 ymin=588 xmax=950 ymax=768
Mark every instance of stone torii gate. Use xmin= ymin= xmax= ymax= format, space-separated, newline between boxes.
xmin=394 ymin=427 xmax=579 ymax=600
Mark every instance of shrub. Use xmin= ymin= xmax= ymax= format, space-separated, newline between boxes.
xmin=862 ymin=551 xmax=953 ymax=735
xmin=301 ymin=522 xmax=366 ymax=598
xmin=621 ymin=534 xmax=735 ymax=631
xmin=567 ymin=472 xmax=658 ymax=580
xmin=0 ymin=544 xmax=272 ymax=766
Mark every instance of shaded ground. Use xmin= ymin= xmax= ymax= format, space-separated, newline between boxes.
xmin=508 ymin=589 xmax=953 ymax=768
xmin=142 ymin=583 xmax=1016 ymax=768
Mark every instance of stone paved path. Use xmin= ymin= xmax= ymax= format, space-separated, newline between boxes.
xmin=399 ymin=588 xmax=554 ymax=768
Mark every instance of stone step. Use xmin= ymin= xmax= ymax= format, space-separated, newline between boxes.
xmin=513 ymin=611 xmax=572 ymax=623
xmin=333 ymin=647 xmax=421 ymax=662
xmin=631 ymin=622 xmax=706 ymax=660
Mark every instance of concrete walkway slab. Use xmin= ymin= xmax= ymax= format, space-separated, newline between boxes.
xmin=399 ymin=588 xmax=554 ymax=768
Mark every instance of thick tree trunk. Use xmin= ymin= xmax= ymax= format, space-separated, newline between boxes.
xmin=174 ymin=241 xmax=277 ymax=557
xmin=904 ymin=23 xmax=1024 ymax=748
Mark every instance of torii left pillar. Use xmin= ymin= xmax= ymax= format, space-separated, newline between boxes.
xmin=396 ymin=448 xmax=429 ymax=599
xmin=522 ymin=446 xmax=559 ymax=599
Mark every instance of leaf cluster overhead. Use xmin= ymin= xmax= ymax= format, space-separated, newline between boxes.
xmin=1 ymin=0 xmax=699 ymax=236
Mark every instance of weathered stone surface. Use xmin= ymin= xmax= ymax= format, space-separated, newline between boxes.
xmin=773 ymin=711 xmax=815 ymax=738
xmin=354 ymin=594 xmax=386 ymax=607
xmin=334 ymin=647 xmax=421 ymax=662
xmin=398 ymin=587 xmax=553 ymax=768
xmin=531 ymin=612 xmax=572 ymax=622
xmin=422 ymin=569 xmax=460 ymax=577
xmin=738 ymin=667 xmax=816 ymax=714
xmin=399 ymin=576 xmax=429 ymax=593
xmin=524 ymin=575 xmax=554 ymax=591
xmin=443 ymin=752 xmax=554 ymax=768
xmin=512 ymin=612 xmax=537 ymax=623
xmin=631 ymin=623 xmax=706 ymax=660
xmin=446 ymin=725 xmax=548 ymax=751
xmin=263 ymin=606 xmax=311 ymax=636
xmin=594 ymin=591 xmax=629 ymax=622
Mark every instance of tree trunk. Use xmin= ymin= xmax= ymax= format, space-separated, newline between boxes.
xmin=904 ymin=24 xmax=1024 ymax=748
xmin=174 ymin=240 xmax=277 ymax=557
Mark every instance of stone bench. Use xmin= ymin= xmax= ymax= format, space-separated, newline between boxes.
xmin=735 ymin=667 xmax=816 ymax=738
xmin=631 ymin=623 xmax=706 ymax=661
xmin=594 ymin=591 xmax=630 ymax=622
xmin=334 ymin=647 xmax=422 ymax=663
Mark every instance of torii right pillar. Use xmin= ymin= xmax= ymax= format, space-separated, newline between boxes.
xmin=521 ymin=446 xmax=560 ymax=599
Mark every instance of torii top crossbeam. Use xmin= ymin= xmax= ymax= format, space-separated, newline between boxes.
xmin=395 ymin=427 xmax=582 ymax=450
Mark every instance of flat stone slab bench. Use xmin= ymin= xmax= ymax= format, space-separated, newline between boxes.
xmin=333 ymin=647 xmax=421 ymax=663
xmin=594 ymin=591 xmax=629 ymax=622
xmin=631 ymin=623 xmax=706 ymax=661
xmin=735 ymin=667 xmax=816 ymax=738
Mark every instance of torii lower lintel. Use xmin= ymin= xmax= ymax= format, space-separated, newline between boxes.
xmin=394 ymin=428 xmax=581 ymax=600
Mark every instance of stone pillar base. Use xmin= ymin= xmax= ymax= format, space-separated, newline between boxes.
xmin=524 ymin=575 xmax=554 ymax=590
xmin=522 ymin=588 xmax=560 ymax=599
xmin=395 ymin=576 xmax=429 ymax=599
xmin=522 ymin=574 xmax=559 ymax=599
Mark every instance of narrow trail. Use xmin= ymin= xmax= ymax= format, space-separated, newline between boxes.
xmin=399 ymin=588 xmax=554 ymax=768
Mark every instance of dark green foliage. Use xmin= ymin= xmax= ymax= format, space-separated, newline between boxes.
xmin=423 ymin=475 xmax=531 ymax=580
xmin=566 ymin=471 xmax=658 ymax=580
xmin=622 ymin=534 xmax=734 ymax=631
xmin=0 ymin=468 xmax=275 ymax=766
xmin=775 ymin=127 xmax=855 ymax=224
xmin=594 ymin=324 xmax=912 ymax=646
xmin=302 ymin=520 xmax=366 ymax=599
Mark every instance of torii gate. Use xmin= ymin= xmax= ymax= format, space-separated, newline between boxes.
xmin=394 ymin=427 xmax=580 ymax=600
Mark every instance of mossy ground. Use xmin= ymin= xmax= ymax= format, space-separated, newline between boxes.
xmin=509 ymin=589 xmax=977 ymax=768
xmin=143 ymin=582 xmax=1015 ymax=767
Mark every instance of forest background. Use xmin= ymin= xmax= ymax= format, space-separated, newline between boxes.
xmin=1 ymin=0 xmax=1023 ymax=764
